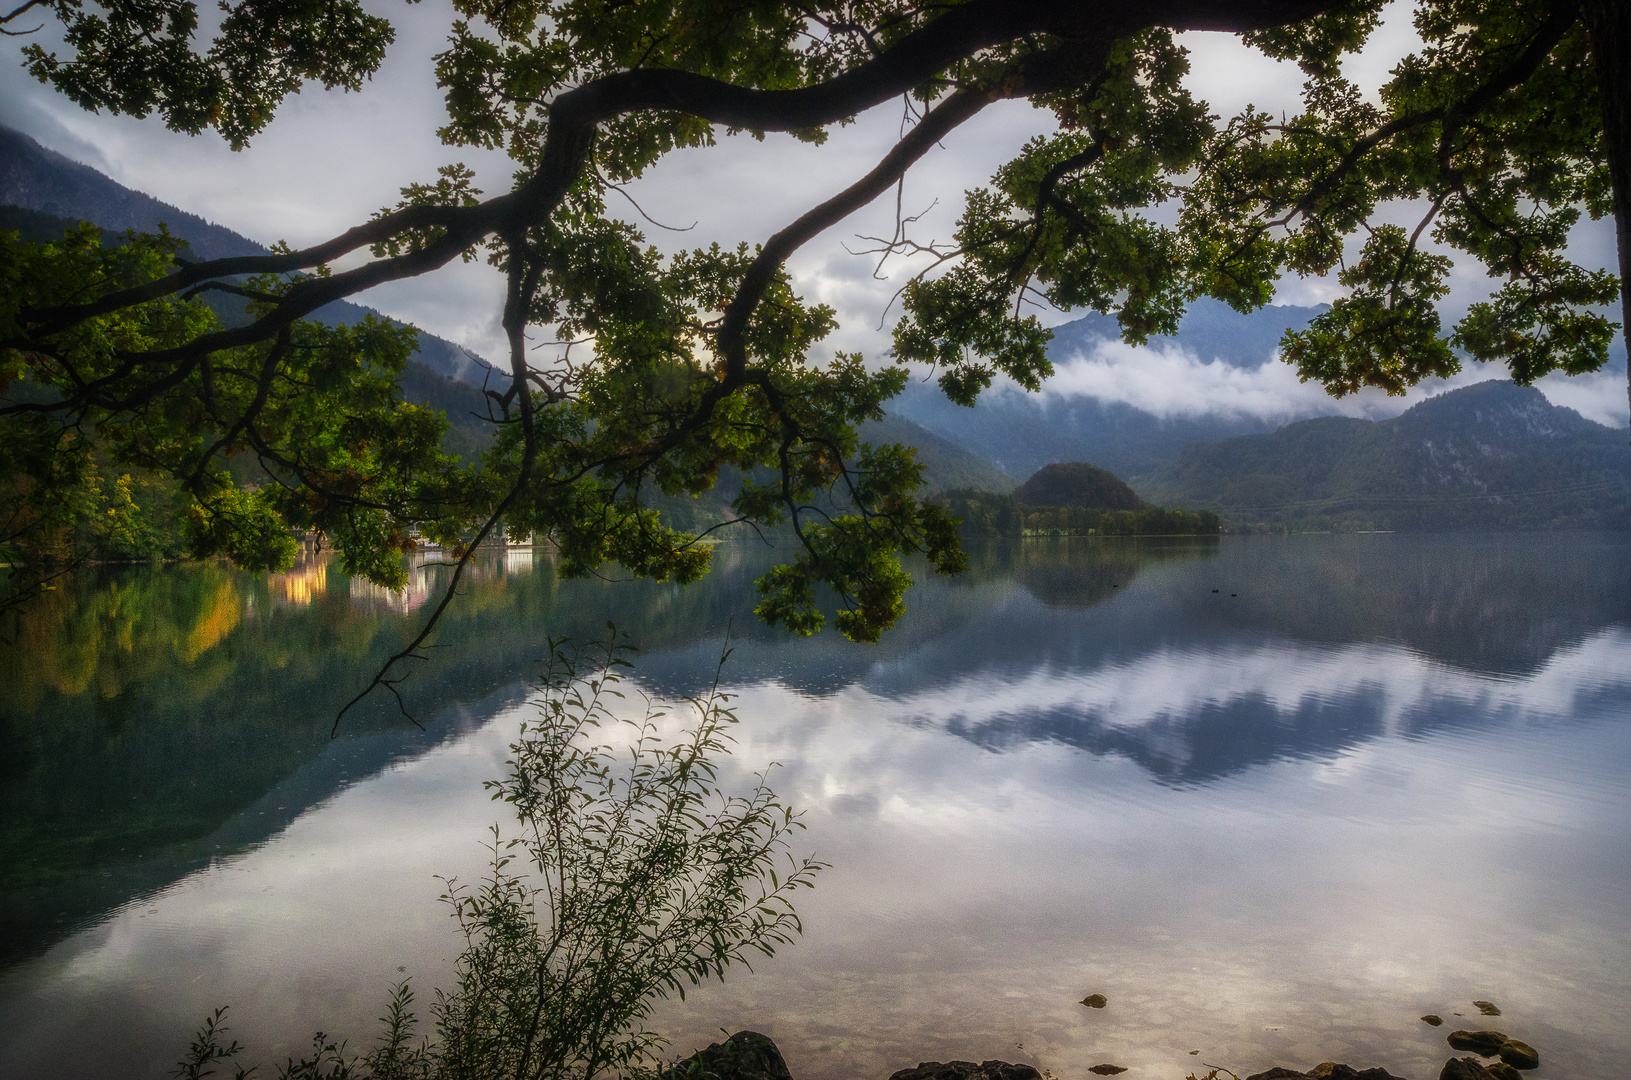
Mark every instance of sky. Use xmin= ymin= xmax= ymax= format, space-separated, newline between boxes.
xmin=1 ymin=0 xmax=1625 ymax=427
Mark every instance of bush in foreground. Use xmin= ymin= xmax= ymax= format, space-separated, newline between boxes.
xmin=176 ymin=634 xmax=822 ymax=1080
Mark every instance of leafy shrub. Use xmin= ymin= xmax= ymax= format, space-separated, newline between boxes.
xmin=176 ymin=633 xmax=822 ymax=1080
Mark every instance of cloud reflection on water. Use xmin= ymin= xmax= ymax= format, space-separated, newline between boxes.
xmin=0 ymin=536 xmax=1628 ymax=1080
xmin=862 ymin=630 xmax=1631 ymax=782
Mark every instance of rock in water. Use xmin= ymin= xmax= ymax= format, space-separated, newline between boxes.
xmin=674 ymin=1031 xmax=793 ymax=1080
xmin=1087 ymin=1066 xmax=1126 ymax=1076
xmin=1496 ymin=1040 xmax=1538 ymax=1070
xmin=1421 ymin=1015 xmax=1444 ymax=1027
xmin=1474 ymin=1002 xmax=1502 ymax=1017
xmin=1440 ymin=1058 xmax=1497 ymax=1080
xmin=1486 ymin=1064 xmax=1523 ymax=1080
xmin=1447 ymin=1031 xmax=1507 ymax=1056
xmin=1080 ymin=994 xmax=1108 ymax=1008
xmin=1244 ymin=1065 xmax=1407 ymax=1080
xmin=888 ymin=1061 xmax=1043 ymax=1080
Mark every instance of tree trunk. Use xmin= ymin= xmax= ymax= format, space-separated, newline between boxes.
xmin=1581 ymin=0 xmax=1631 ymax=430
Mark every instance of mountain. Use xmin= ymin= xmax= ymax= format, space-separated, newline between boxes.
xmin=0 ymin=126 xmax=264 ymax=261
xmin=884 ymin=298 xmax=1331 ymax=483
xmin=1044 ymin=296 xmax=1332 ymax=368
xmin=857 ymin=414 xmax=1016 ymax=494
xmin=889 ymin=381 xmax=1281 ymax=484
xmin=888 ymin=298 xmax=1629 ymax=486
xmin=0 ymin=125 xmax=489 ymax=386
xmin=1137 ymin=380 xmax=1630 ymax=530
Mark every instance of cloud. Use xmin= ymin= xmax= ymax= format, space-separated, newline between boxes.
xmin=1031 ymin=337 xmax=1630 ymax=428
xmin=1038 ymin=340 xmax=1345 ymax=420
xmin=1535 ymin=369 xmax=1630 ymax=428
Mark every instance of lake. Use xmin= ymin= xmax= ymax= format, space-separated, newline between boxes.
xmin=2 ymin=534 xmax=1628 ymax=1080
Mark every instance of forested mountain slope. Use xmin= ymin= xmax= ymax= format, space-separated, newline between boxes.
xmin=0 ymin=126 xmax=488 ymax=385
xmin=1138 ymin=381 xmax=1630 ymax=531
xmin=889 ymin=381 xmax=1281 ymax=484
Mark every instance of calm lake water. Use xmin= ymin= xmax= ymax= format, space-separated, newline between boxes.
xmin=2 ymin=534 xmax=1629 ymax=1080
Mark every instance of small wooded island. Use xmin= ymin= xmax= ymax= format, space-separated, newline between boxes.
xmin=939 ymin=462 xmax=1221 ymax=538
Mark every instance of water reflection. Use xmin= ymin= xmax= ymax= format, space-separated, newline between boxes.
xmin=1 ymin=534 xmax=1628 ymax=1080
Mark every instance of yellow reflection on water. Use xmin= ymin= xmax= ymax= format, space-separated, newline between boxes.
xmin=177 ymin=580 xmax=241 ymax=662
xmin=267 ymin=562 xmax=328 ymax=608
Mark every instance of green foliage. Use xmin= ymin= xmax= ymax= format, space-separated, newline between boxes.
xmin=900 ymin=0 xmax=1622 ymax=402
xmin=1 ymin=222 xmax=471 ymax=596
xmin=171 ymin=634 xmax=822 ymax=1080
xmin=21 ymin=0 xmax=395 ymax=149
xmin=172 ymin=1007 xmax=251 ymax=1080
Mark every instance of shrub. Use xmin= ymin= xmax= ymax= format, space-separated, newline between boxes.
xmin=177 ymin=633 xmax=823 ymax=1080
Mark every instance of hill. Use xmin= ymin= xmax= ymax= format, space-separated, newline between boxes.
xmin=1013 ymin=462 xmax=1138 ymax=509
xmin=1138 ymin=381 xmax=1631 ymax=530
xmin=939 ymin=462 xmax=1218 ymax=538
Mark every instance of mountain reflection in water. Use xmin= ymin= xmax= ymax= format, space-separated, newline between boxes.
xmin=1 ymin=533 xmax=1627 ymax=1080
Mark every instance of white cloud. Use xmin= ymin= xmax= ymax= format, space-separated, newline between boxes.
xmin=1028 ymin=336 xmax=1631 ymax=429
xmin=1535 ymin=369 xmax=1631 ymax=428
xmin=1040 ymin=341 xmax=1347 ymax=421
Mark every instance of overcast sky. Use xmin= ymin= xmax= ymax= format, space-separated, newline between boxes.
xmin=2 ymin=0 xmax=1624 ymax=426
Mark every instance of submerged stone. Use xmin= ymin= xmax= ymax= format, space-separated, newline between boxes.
xmin=1421 ymin=1015 xmax=1444 ymax=1027
xmin=1080 ymin=994 xmax=1108 ymax=1008
xmin=1447 ymin=1031 xmax=1507 ymax=1056
xmin=1474 ymin=1001 xmax=1502 ymax=1017
xmin=1496 ymin=1040 xmax=1538 ymax=1070
xmin=1440 ymin=1058 xmax=1497 ymax=1080
xmin=1245 ymin=1065 xmax=1406 ymax=1080
xmin=1087 ymin=1066 xmax=1126 ymax=1076
xmin=888 ymin=1061 xmax=1043 ymax=1080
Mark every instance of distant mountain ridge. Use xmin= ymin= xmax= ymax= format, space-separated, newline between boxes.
xmin=0 ymin=126 xmax=263 ymax=261
xmin=1138 ymin=380 xmax=1630 ymax=530
xmin=886 ymin=297 xmax=1340 ymax=482
xmin=0 ymin=125 xmax=488 ymax=386
xmin=890 ymin=381 xmax=1281 ymax=484
xmin=889 ymin=297 xmax=1629 ymax=486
